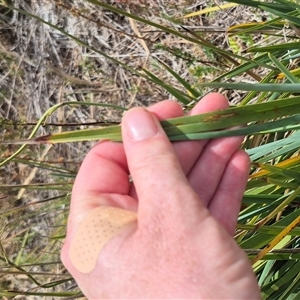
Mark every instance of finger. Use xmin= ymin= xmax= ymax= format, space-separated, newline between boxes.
xmin=72 ymin=101 xmax=183 ymax=202
xmin=187 ymin=134 xmax=245 ymax=207
xmin=171 ymin=93 xmax=230 ymax=175
xmin=128 ymin=100 xmax=184 ymax=198
xmin=69 ymin=101 xmax=185 ymax=226
xmin=128 ymin=95 xmax=229 ymax=199
xmin=70 ymin=94 xmax=227 ymax=215
xmin=147 ymin=99 xmax=184 ymax=119
xmin=208 ymin=150 xmax=250 ymax=235
xmin=122 ymin=108 xmax=202 ymax=224
xmin=70 ymin=141 xmax=130 ymax=211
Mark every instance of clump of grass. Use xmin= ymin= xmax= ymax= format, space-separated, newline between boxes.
xmin=1 ymin=0 xmax=300 ymax=298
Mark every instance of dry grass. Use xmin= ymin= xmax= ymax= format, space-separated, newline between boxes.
xmin=0 ymin=0 xmax=265 ymax=298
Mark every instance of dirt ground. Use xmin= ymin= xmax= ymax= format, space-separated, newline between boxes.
xmin=0 ymin=1 xmax=265 ymax=298
xmin=0 ymin=0 xmax=266 ymax=173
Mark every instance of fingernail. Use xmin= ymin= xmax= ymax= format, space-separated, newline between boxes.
xmin=124 ymin=108 xmax=159 ymax=141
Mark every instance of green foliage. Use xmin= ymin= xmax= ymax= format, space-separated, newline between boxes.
xmin=1 ymin=0 xmax=300 ymax=298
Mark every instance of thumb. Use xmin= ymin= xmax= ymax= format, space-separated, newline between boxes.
xmin=122 ymin=108 xmax=201 ymax=223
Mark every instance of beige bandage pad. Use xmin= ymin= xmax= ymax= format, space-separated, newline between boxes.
xmin=69 ymin=206 xmax=137 ymax=273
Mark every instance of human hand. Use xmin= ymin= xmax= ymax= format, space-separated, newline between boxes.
xmin=61 ymin=93 xmax=261 ymax=299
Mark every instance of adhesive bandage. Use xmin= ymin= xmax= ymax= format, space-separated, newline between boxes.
xmin=69 ymin=206 xmax=137 ymax=273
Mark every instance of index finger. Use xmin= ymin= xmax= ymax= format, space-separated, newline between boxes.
xmin=69 ymin=100 xmax=184 ymax=224
xmin=69 ymin=141 xmax=132 ymax=225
